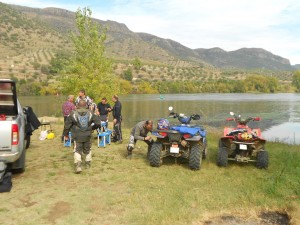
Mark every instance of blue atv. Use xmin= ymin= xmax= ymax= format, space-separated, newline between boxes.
xmin=150 ymin=107 xmax=208 ymax=170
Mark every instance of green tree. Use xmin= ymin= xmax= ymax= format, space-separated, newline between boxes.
xmin=49 ymin=50 xmax=71 ymax=75
xmin=243 ymin=75 xmax=279 ymax=93
xmin=122 ymin=68 xmax=133 ymax=81
xmin=40 ymin=65 xmax=50 ymax=75
xmin=136 ymin=81 xmax=158 ymax=94
xmin=292 ymin=71 xmax=300 ymax=92
xmin=132 ymin=57 xmax=142 ymax=70
xmin=60 ymin=7 xmax=119 ymax=98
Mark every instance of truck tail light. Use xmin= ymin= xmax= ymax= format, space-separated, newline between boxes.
xmin=12 ymin=124 xmax=19 ymax=145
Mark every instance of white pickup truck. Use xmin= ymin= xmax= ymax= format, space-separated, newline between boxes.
xmin=0 ymin=79 xmax=29 ymax=173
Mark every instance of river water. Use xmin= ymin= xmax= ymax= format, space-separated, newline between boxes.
xmin=19 ymin=93 xmax=300 ymax=145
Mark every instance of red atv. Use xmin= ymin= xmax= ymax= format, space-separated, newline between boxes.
xmin=217 ymin=112 xmax=268 ymax=169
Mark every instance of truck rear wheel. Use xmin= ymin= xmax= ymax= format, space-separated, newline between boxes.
xmin=189 ymin=144 xmax=202 ymax=170
xmin=12 ymin=148 xmax=26 ymax=173
xmin=149 ymin=143 xmax=162 ymax=167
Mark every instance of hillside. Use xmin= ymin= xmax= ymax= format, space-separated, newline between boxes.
xmin=0 ymin=3 xmax=72 ymax=81
xmin=194 ymin=47 xmax=292 ymax=70
xmin=8 ymin=4 xmax=178 ymax=65
xmin=0 ymin=3 xmax=296 ymax=85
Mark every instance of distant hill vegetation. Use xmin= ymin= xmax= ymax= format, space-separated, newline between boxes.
xmin=0 ymin=2 xmax=296 ymax=86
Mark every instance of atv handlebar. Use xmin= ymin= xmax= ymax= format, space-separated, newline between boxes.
xmin=168 ymin=112 xmax=200 ymax=124
xmin=169 ymin=112 xmax=200 ymax=119
xmin=227 ymin=112 xmax=261 ymax=125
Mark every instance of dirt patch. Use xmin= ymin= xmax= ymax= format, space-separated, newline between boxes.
xmin=44 ymin=201 xmax=71 ymax=224
xmin=260 ymin=211 xmax=290 ymax=225
xmin=203 ymin=211 xmax=290 ymax=225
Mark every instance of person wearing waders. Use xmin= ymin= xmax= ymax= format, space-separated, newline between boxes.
xmin=111 ymin=95 xmax=123 ymax=143
xmin=126 ymin=120 xmax=154 ymax=159
xmin=63 ymin=100 xmax=101 ymax=173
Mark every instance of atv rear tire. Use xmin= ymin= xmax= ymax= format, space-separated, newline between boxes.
xmin=217 ymin=145 xmax=228 ymax=167
xmin=256 ymin=150 xmax=269 ymax=169
xmin=189 ymin=144 xmax=202 ymax=170
xmin=149 ymin=143 xmax=162 ymax=167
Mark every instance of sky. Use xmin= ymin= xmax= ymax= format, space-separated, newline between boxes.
xmin=2 ymin=0 xmax=300 ymax=65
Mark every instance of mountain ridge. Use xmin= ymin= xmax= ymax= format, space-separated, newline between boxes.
xmin=1 ymin=3 xmax=296 ymax=71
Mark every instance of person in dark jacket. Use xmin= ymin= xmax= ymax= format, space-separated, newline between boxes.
xmin=63 ymin=100 xmax=101 ymax=173
xmin=111 ymin=95 xmax=122 ymax=143
xmin=24 ymin=106 xmax=41 ymax=135
xmin=127 ymin=120 xmax=154 ymax=159
xmin=23 ymin=106 xmax=41 ymax=149
xmin=97 ymin=97 xmax=111 ymax=131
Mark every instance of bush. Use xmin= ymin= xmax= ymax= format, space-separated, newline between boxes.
xmin=122 ymin=68 xmax=133 ymax=81
xmin=41 ymin=65 xmax=50 ymax=74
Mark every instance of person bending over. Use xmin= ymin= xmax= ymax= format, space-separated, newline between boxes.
xmin=127 ymin=120 xmax=154 ymax=159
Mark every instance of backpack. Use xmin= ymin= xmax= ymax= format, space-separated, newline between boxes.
xmin=0 ymin=162 xmax=12 ymax=193
xmin=0 ymin=172 xmax=12 ymax=193
xmin=157 ymin=118 xmax=170 ymax=130
xmin=74 ymin=111 xmax=92 ymax=130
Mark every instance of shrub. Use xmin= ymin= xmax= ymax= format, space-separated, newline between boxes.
xmin=122 ymin=68 xmax=133 ymax=81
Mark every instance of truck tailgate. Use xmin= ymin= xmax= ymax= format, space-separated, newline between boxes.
xmin=0 ymin=121 xmax=12 ymax=150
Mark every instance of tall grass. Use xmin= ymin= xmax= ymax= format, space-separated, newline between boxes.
xmin=0 ymin=124 xmax=299 ymax=225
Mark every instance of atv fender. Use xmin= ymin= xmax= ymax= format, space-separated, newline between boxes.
xmin=255 ymin=139 xmax=266 ymax=150
xmin=185 ymin=135 xmax=202 ymax=141
xmin=152 ymin=131 xmax=167 ymax=138
xmin=224 ymin=127 xmax=233 ymax=136
xmin=219 ymin=137 xmax=233 ymax=148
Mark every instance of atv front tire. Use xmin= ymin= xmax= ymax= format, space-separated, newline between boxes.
xmin=149 ymin=143 xmax=162 ymax=167
xmin=256 ymin=150 xmax=269 ymax=169
xmin=189 ymin=144 xmax=202 ymax=170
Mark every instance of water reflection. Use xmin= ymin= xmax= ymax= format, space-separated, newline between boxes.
xmin=19 ymin=93 xmax=300 ymax=145
xmin=263 ymin=122 xmax=300 ymax=145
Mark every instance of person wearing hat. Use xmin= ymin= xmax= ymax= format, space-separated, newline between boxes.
xmin=63 ymin=100 xmax=101 ymax=173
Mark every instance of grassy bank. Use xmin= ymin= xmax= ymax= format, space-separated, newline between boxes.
xmin=1 ymin=121 xmax=299 ymax=225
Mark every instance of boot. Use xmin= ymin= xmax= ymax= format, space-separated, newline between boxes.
xmin=75 ymin=162 xmax=82 ymax=174
xmin=126 ymin=150 xmax=132 ymax=160
xmin=85 ymin=161 xmax=91 ymax=169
